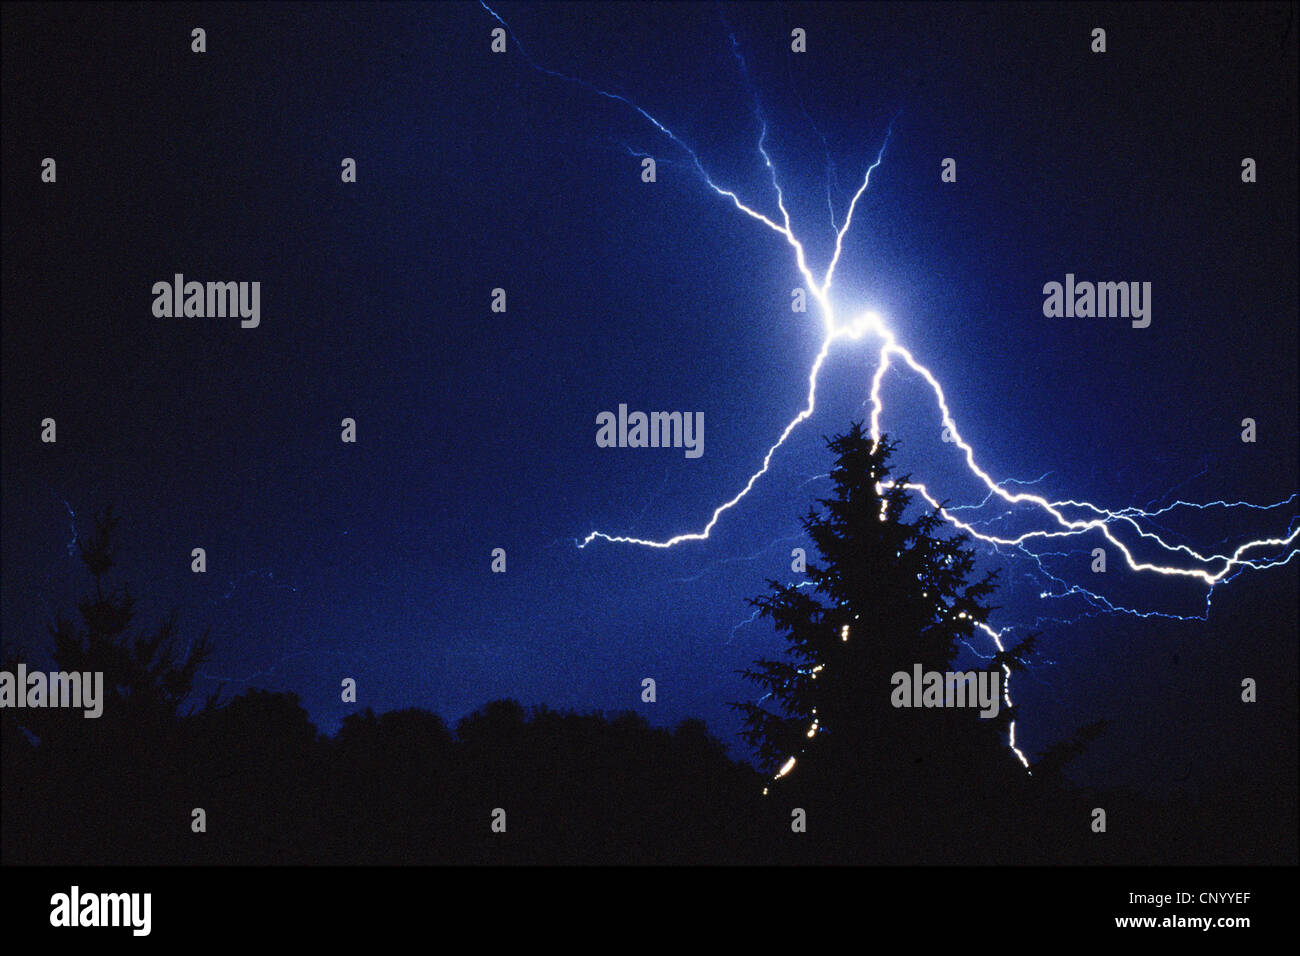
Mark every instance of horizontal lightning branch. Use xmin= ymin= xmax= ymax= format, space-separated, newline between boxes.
xmin=481 ymin=2 xmax=1299 ymax=773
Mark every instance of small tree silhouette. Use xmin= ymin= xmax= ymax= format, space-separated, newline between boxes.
xmin=36 ymin=505 xmax=219 ymax=740
xmin=2 ymin=506 xmax=223 ymax=863
xmin=731 ymin=425 xmax=1040 ymax=860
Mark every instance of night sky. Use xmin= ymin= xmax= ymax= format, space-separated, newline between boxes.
xmin=3 ymin=1 xmax=1296 ymax=799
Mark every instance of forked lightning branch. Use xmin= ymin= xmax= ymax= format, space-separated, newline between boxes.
xmin=480 ymin=2 xmax=1300 ymax=767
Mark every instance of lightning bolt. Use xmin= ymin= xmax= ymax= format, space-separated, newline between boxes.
xmin=481 ymin=3 xmax=1300 ymax=774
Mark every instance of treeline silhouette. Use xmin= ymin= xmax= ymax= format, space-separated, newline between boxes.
xmin=4 ymin=430 xmax=1293 ymax=864
xmin=4 ymin=687 xmax=774 ymax=864
xmin=4 ymin=683 xmax=1286 ymax=865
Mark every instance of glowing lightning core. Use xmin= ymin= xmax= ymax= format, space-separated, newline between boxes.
xmin=481 ymin=2 xmax=1299 ymax=773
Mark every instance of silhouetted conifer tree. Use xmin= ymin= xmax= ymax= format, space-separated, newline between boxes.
xmin=39 ymin=505 xmax=218 ymax=737
xmin=731 ymin=425 xmax=1039 ymax=860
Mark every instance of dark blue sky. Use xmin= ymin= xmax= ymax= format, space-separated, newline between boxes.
xmin=3 ymin=1 xmax=1296 ymax=797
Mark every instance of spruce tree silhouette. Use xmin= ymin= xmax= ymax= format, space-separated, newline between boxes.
xmin=3 ymin=506 xmax=773 ymax=865
xmin=44 ymin=505 xmax=218 ymax=733
xmin=731 ymin=424 xmax=1041 ymax=862
xmin=9 ymin=505 xmax=219 ymax=863
xmin=9 ymin=498 xmax=1267 ymax=865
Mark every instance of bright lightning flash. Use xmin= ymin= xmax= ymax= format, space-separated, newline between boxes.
xmin=481 ymin=2 xmax=1300 ymax=774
